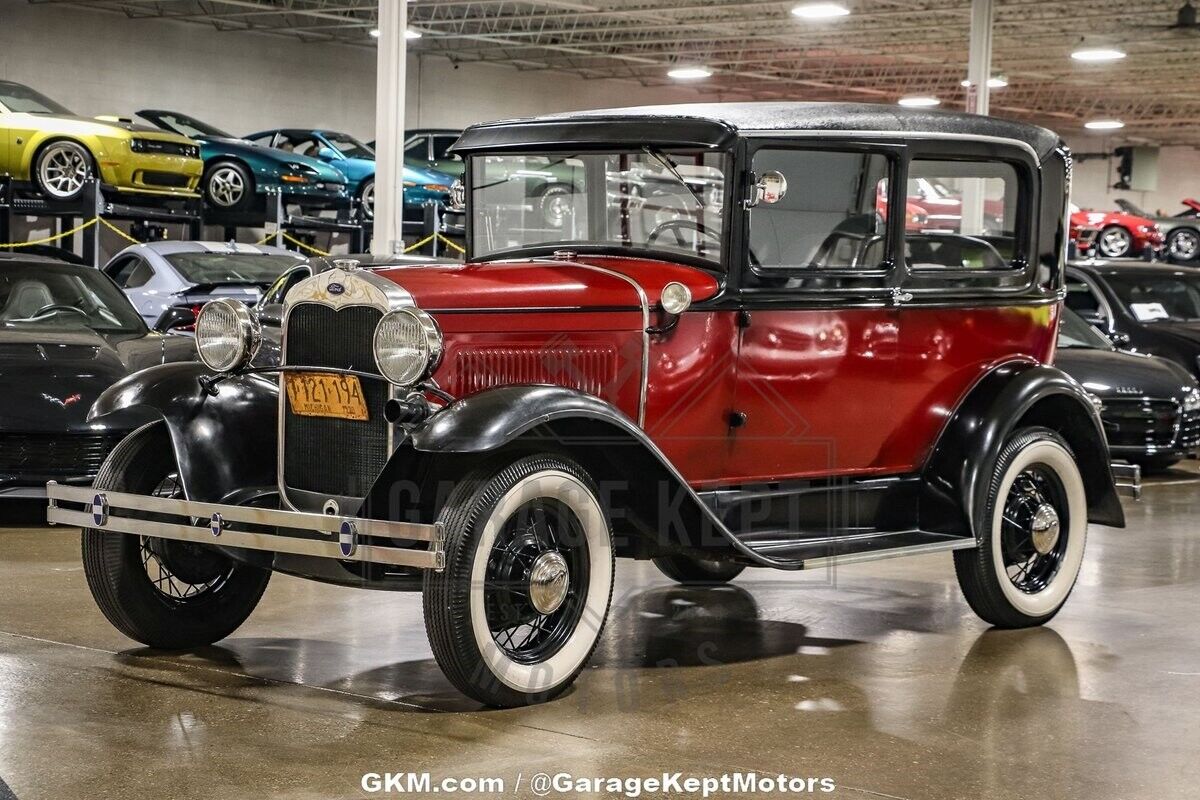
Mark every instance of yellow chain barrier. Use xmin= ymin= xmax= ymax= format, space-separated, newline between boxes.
xmin=403 ymin=232 xmax=465 ymax=255
xmin=96 ymin=217 xmax=141 ymax=245
xmin=253 ymin=230 xmax=332 ymax=257
xmin=0 ymin=217 xmax=98 ymax=248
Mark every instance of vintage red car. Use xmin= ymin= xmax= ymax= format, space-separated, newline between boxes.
xmin=1069 ymin=203 xmax=1164 ymax=259
xmin=51 ymin=103 xmax=1135 ymax=708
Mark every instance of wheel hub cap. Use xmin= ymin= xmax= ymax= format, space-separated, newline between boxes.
xmin=1030 ymin=503 xmax=1061 ymax=555
xmin=528 ymin=551 xmax=570 ymax=615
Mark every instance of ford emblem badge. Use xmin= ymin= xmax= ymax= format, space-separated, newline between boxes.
xmin=328 ymin=282 xmax=345 ymax=295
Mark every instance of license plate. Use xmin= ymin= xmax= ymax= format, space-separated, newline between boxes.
xmin=285 ymin=372 xmax=368 ymax=421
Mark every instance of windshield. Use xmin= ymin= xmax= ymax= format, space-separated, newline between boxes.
xmin=1058 ymin=307 xmax=1113 ymax=349
xmin=1117 ymin=199 xmax=1151 ymax=218
xmin=470 ymin=150 xmax=726 ymax=265
xmin=141 ymin=110 xmax=230 ymax=139
xmin=0 ymin=261 xmax=145 ymax=334
xmin=324 ymin=132 xmax=374 ymax=159
xmin=1105 ymin=272 xmax=1200 ymax=322
xmin=165 ymin=253 xmax=303 ymax=286
xmin=0 ymin=81 xmax=72 ymax=115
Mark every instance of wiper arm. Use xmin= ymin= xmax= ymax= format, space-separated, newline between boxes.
xmin=642 ymin=147 xmax=705 ymax=209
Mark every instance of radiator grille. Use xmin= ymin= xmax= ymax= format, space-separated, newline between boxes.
xmin=1179 ymin=408 xmax=1200 ymax=450
xmin=0 ymin=432 xmax=125 ymax=478
xmin=282 ymin=303 xmax=388 ymax=498
xmin=445 ymin=345 xmax=619 ymax=398
xmin=1102 ymin=399 xmax=1180 ymax=449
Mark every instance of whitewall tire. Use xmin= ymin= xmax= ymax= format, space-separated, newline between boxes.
xmin=954 ymin=428 xmax=1088 ymax=628
xmin=423 ymin=454 xmax=614 ymax=707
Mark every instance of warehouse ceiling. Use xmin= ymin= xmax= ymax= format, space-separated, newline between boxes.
xmin=32 ymin=0 xmax=1200 ymax=146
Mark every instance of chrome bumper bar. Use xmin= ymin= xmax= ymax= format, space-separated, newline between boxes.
xmin=1111 ymin=462 xmax=1142 ymax=501
xmin=45 ymin=481 xmax=444 ymax=571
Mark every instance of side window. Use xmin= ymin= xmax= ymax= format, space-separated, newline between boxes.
xmin=432 ymin=136 xmax=460 ymax=162
xmin=124 ymin=259 xmax=154 ymax=289
xmin=404 ymin=137 xmax=429 ymax=162
xmin=1065 ymin=277 xmax=1108 ymax=326
xmin=245 ymin=133 xmax=274 ymax=146
xmin=904 ymin=159 xmax=1022 ymax=270
xmin=746 ymin=149 xmax=891 ymax=283
xmin=105 ymin=256 xmax=138 ymax=286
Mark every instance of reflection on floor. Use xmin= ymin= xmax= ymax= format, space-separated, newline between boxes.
xmin=1 ymin=462 xmax=1199 ymax=799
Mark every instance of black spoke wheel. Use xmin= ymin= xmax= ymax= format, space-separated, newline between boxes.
xmin=954 ymin=427 xmax=1088 ymax=628
xmin=423 ymin=453 xmax=614 ymax=707
xmin=81 ymin=423 xmax=270 ymax=649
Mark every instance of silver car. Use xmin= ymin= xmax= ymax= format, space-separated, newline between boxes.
xmin=101 ymin=240 xmax=305 ymax=330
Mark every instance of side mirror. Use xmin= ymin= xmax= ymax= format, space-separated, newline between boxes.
xmin=746 ymin=171 xmax=787 ymax=207
xmin=316 ymin=146 xmax=339 ymax=161
xmin=153 ymin=305 xmax=197 ymax=333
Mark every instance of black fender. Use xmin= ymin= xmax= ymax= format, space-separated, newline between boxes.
xmin=89 ymin=362 xmax=278 ymax=504
xmin=921 ymin=359 xmax=1125 ymax=538
xmin=362 ymin=385 xmax=785 ymax=566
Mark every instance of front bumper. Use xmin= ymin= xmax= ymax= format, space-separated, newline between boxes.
xmin=99 ymin=153 xmax=203 ymax=197
xmin=46 ymin=482 xmax=444 ymax=570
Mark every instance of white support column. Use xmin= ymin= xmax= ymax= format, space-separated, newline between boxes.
xmin=962 ymin=0 xmax=994 ymax=235
xmin=372 ymin=0 xmax=408 ymax=256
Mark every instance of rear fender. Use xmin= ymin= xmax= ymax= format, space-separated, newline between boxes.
xmin=922 ymin=360 xmax=1124 ymax=538
xmin=88 ymin=362 xmax=278 ymax=504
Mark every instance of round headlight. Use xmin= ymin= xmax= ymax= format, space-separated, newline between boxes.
xmin=373 ymin=307 xmax=443 ymax=387
xmin=660 ymin=281 xmax=693 ymax=315
xmin=195 ymin=299 xmax=261 ymax=373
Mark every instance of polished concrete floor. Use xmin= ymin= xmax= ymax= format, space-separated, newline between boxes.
xmin=2 ymin=468 xmax=1199 ymax=800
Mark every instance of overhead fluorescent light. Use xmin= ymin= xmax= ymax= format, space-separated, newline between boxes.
xmin=1071 ymin=47 xmax=1126 ymax=62
xmin=1084 ymin=119 xmax=1125 ymax=130
xmin=668 ymin=66 xmax=712 ymax=80
xmin=370 ymin=27 xmax=423 ymax=39
xmin=961 ymin=77 xmax=1008 ymax=88
xmin=791 ymin=2 xmax=850 ymax=19
xmin=898 ymin=96 xmax=940 ymax=108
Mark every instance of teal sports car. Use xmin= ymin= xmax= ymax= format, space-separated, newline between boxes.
xmin=245 ymin=128 xmax=454 ymax=223
xmin=136 ymin=109 xmax=348 ymax=213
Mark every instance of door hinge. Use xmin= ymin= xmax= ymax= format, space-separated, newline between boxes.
xmin=728 ymin=411 xmax=748 ymax=428
xmin=737 ymin=309 xmax=752 ymax=328
xmin=890 ymin=288 xmax=914 ymax=305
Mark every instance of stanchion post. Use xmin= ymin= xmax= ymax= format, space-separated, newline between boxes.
xmin=82 ymin=179 xmax=101 ymax=267
xmin=0 ymin=176 xmax=11 ymax=251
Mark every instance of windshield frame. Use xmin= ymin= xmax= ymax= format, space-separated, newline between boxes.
xmin=0 ymin=260 xmax=148 ymax=335
xmin=464 ymin=148 xmax=734 ymax=272
xmin=0 ymin=81 xmax=73 ymax=115
xmin=138 ymin=109 xmax=231 ymax=139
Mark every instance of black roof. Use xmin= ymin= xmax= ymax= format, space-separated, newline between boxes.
xmin=453 ymin=101 xmax=1062 ymax=159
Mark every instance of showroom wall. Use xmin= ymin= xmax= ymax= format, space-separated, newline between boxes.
xmin=0 ymin=0 xmax=694 ymax=139
xmin=1067 ymin=139 xmax=1200 ymax=215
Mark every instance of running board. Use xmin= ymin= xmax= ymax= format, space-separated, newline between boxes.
xmin=732 ymin=529 xmax=976 ymax=569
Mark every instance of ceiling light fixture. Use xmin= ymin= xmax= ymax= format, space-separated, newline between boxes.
xmin=370 ymin=28 xmax=423 ymax=39
xmin=370 ymin=28 xmax=380 ymax=37
xmin=961 ymin=77 xmax=1008 ymax=89
xmin=1084 ymin=119 xmax=1125 ymax=130
xmin=1071 ymin=46 xmax=1126 ymax=62
xmin=898 ymin=96 xmax=940 ymax=108
xmin=668 ymin=66 xmax=712 ymax=79
xmin=791 ymin=2 xmax=851 ymax=19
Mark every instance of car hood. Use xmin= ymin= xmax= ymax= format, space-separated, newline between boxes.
xmin=201 ymin=137 xmax=346 ymax=182
xmin=14 ymin=112 xmax=194 ymax=142
xmin=404 ymin=163 xmax=454 ymax=186
xmin=0 ymin=326 xmax=194 ymax=432
xmin=367 ymin=254 xmax=722 ymax=315
xmin=1055 ymin=346 xmax=1197 ymax=399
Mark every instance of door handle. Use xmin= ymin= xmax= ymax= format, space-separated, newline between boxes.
xmin=891 ymin=288 xmax=913 ymax=305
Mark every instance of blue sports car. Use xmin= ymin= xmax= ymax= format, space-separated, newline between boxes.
xmin=246 ymin=128 xmax=454 ymax=223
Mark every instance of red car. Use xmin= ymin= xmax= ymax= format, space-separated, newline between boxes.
xmin=1069 ymin=203 xmax=1164 ymax=259
xmin=55 ymin=104 xmax=1132 ymax=708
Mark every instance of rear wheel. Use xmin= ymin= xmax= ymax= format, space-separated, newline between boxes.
xmin=423 ymin=454 xmax=614 ymax=707
xmin=954 ymin=428 xmax=1088 ymax=628
xmin=357 ymin=178 xmax=375 ymax=220
xmin=81 ymin=423 xmax=270 ymax=648
xmin=1097 ymin=225 xmax=1134 ymax=258
xmin=535 ymin=184 xmax=574 ymax=229
xmin=653 ymin=553 xmax=745 ymax=585
xmin=1168 ymin=228 xmax=1199 ymax=263
xmin=34 ymin=140 xmax=94 ymax=201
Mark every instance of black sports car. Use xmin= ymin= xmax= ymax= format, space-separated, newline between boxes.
xmin=1057 ymin=307 xmax=1200 ymax=470
xmin=1066 ymin=260 xmax=1200 ymax=380
xmin=0 ymin=253 xmax=197 ymax=497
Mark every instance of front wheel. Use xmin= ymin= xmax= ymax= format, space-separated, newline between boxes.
xmin=423 ymin=454 xmax=614 ymax=707
xmin=81 ymin=423 xmax=270 ymax=649
xmin=1097 ymin=225 xmax=1134 ymax=258
xmin=954 ymin=428 xmax=1088 ymax=629
xmin=1167 ymin=228 xmax=1200 ymax=263
xmin=204 ymin=161 xmax=254 ymax=211
xmin=357 ymin=178 xmax=375 ymax=220
xmin=34 ymin=140 xmax=94 ymax=201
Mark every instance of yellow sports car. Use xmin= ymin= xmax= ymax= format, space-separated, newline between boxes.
xmin=0 ymin=80 xmax=202 ymax=202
